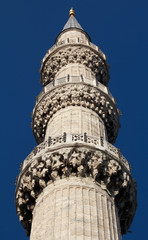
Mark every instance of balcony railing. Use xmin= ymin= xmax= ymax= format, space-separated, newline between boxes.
xmin=22 ymin=133 xmax=130 ymax=171
xmin=41 ymin=38 xmax=106 ymax=66
xmin=35 ymin=78 xmax=115 ymax=105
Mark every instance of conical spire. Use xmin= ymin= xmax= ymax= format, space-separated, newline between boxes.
xmin=63 ymin=8 xmax=83 ymax=31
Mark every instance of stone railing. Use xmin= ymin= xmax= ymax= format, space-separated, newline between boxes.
xmin=35 ymin=78 xmax=115 ymax=105
xmin=42 ymin=38 xmax=106 ymax=65
xmin=22 ymin=133 xmax=129 ymax=171
xmin=48 ymin=133 xmax=66 ymax=146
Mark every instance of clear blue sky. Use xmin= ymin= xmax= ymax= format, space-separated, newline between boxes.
xmin=0 ymin=0 xmax=147 ymax=239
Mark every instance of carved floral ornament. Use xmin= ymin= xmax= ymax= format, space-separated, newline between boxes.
xmin=15 ymin=147 xmax=137 ymax=236
xmin=32 ymin=83 xmax=120 ymax=144
xmin=40 ymin=45 xmax=109 ymax=87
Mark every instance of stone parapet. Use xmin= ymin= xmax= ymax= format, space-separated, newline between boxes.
xmin=36 ymin=77 xmax=115 ymax=104
xmin=32 ymin=83 xmax=120 ymax=144
xmin=42 ymin=39 xmax=102 ymax=62
xmin=20 ymin=135 xmax=130 ymax=171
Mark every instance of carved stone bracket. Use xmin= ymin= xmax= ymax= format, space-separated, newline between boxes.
xmin=32 ymin=83 xmax=119 ymax=144
xmin=40 ymin=45 xmax=109 ymax=87
xmin=15 ymin=147 xmax=136 ymax=236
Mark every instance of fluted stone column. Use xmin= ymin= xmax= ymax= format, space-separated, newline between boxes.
xmin=15 ymin=9 xmax=137 ymax=240
xmin=30 ymin=178 xmax=121 ymax=240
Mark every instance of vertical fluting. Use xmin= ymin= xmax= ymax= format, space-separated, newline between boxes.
xmin=112 ymin=200 xmax=121 ymax=240
xmin=30 ymin=178 xmax=121 ymax=240
xmin=69 ymin=187 xmax=76 ymax=240
xmin=84 ymin=188 xmax=91 ymax=239
xmin=108 ymin=200 xmax=114 ymax=240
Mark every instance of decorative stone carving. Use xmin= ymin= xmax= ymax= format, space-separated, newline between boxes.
xmin=32 ymin=83 xmax=119 ymax=144
xmin=15 ymin=11 xmax=137 ymax=240
xmin=15 ymin=147 xmax=136 ymax=236
xmin=42 ymin=38 xmax=106 ymax=64
xmin=17 ymin=134 xmax=130 ymax=172
xmin=40 ymin=46 xmax=109 ymax=87
xmin=72 ymin=134 xmax=84 ymax=142
xmin=107 ymin=141 xmax=119 ymax=155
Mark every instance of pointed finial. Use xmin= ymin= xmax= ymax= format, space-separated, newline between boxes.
xmin=69 ymin=8 xmax=75 ymax=17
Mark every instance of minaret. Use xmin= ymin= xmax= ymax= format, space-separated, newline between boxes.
xmin=15 ymin=9 xmax=137 ymax=239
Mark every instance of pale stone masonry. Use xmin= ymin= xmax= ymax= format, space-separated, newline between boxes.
xmin=15 ymin=9 xmax=137 ymax=240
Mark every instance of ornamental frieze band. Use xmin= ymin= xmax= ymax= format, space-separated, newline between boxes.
xmin=40 ymin=45 xmax=109 ymax=87
xmin=32 ymin=83 xmax=120 ymax=144
xmin=16 ymin=146 xmax=136 ymax=236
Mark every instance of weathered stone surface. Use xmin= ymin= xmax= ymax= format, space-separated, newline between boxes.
xmin=30 ymin=178 xmax=122 ymax=240
xmin=15 ymin=10 xmax=137 ymax=240
xmin=32 ymin=83 xmax=120 ymax=144
xmin=40 ymin=45 xmax=109 ymax=87
xmin=45 ymin=107 xmax=107 ymax=140
xmin=15 ymin=146 xmax=136 ymax=236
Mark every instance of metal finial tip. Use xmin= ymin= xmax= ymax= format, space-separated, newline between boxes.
xmin=69 ymin=8 xmax=75 ymax=17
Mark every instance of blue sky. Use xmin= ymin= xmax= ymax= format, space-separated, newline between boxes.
xmin=0 ymin=0 xmax=147 ymax=239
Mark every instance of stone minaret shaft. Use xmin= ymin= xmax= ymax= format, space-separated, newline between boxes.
xmin=15 ymin=9 xmax=137 ymax=240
